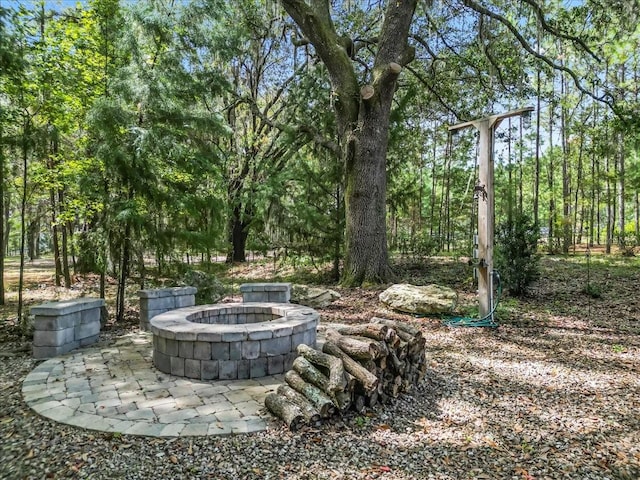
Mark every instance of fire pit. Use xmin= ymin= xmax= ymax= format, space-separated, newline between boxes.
xmin=150 ymin=303 xmax=318 ymax=380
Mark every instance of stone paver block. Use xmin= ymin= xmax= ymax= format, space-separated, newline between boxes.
xmin=170 ymin=356 xmax=185 ymax=377
xmin=33 ymin=328 xmax=75 ymax=347
xmin=81 ymin=309 xmax=100 ymax=324
xmin=219 ymin=360 xmax=237 ymax=380
xmin=75 ymin=322 xmax=100 ymax=340
xmin=211 ymin=342 xmax=229 ymax=360
xmin=250 ymin=358 xmax=267 ymax=378
xmin=34 ymin=313 xmax=80 ymax=331
xmin=153 ymin=350 xmax=171 ymax=373
xmin=215 ymin=409 xmax=243 ymax=422
xmin=201 ymin=360 xmax=219 ymax=380
xmin=165 ymin=339 xmax=179 ymax=356
xmin=33 ymin=344 xmax=77 ymax=359
xmin=184 ymin=359 xmax=201 ymax=379
xmin=267 ymin=355 xmax=285 ymax=375
xmin=230 ymin=419 xmax=266 ymax=434
xmin=157 ymin=408 xmax=198 ymax=424
xmin=229 ymin=342 xmax=242 ymax=361
xmin=124 ymin=422 xmax=166 ymax=436
xmin=179 ymin=341 xmax=194 ymax=359
xmin=125 ymin=408 xmax=157 ymax=421
xmin=260 ymin=337 xmax=291 ymax=356
xmin=193 ymin=342 xmax=211 ymax=360
xmin=237 ymin=360 xmax=250 ymax=380
xmin=208 ymin=422 xmax=233 ymax=436
xmin=174 ymin=295 xmax=196 ymax=308
xmin=79 ymin=334 xmax=99 ymax=347
xmin=30 ymin=298 xmax=105 ymax=316
xmin=224 ymin=390 xmax=253 ymax=404
xmin=181 ymin=423 xmax=209 ymax=436
xmin=174 ymin=395 xmax=203 ymax=408
xmin=241 ymin=341 xmax=260 ymax=360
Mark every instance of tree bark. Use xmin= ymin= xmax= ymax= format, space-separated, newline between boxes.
xmin=58 ymin=188 xmax=71 ymax=287
xmin=0 ymin=125 xmax=4 ymax=305
xmin=227 ymin=207 xmax=249 ymax=263
xmin=17 ymin=118 xmax=30 ymax=323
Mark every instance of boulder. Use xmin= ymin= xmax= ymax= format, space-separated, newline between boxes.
xmin=379 ymin=284 xmax=457 ymax=315
xmin=291 ymin=285 xmax=341 ymax=308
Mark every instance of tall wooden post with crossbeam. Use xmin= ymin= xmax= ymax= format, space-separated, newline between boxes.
xmin=449 ymin=107 xmax=534 ymax=321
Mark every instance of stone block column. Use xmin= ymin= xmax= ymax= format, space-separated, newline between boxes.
xmin=239 ymin=283 xmax=291 ymax=303
xmin=138 ymin=287 xmax=197 ymax=331
xmin=31 ymin=298 xmax=105 ymax=359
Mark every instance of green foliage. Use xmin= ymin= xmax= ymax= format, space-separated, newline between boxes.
xmin=495 ymin=213 xmax=540 ymax=297
xmin=581 ymin=282 xmax=602 ymax=299
xmin=179 ymin=270 xmax=228 ymax=305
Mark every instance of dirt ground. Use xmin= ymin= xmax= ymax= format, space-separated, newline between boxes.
xmin=0 ymin=254 xmax=639 ymax=479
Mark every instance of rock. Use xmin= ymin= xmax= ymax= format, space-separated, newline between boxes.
xmin=291 ymin=285 xmax=341 ymax=308
xmin=379 ymin=284 xmax=457 ymax=315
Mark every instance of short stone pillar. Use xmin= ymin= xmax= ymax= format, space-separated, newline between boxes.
xmin=138 ymin=287 xmax=197 ymax=331
xmin=240 ymin=283 xmax=291 ymax=303
xmin=31 ymin=298 xmax=105 ymax=359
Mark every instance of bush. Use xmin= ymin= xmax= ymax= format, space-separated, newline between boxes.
xmin=180 ymin=270 xmax=228 ymax=305
xmin=495 ymin=213 xmax=540 ymax=296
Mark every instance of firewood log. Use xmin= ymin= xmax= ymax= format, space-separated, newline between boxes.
xmin=388 ymin=349 xmax=405 ymax=374
xmin=366 ymin=389 xmax=379 ymax=408
xmin=333 ymin=390 xmax=352 ymax=412
xmin=353 ymin=395 xmax=366 ymax=414
xmin=284 ymin=370 xmax=335 ymax=418
xmin=334 ymin=323 xmax=389 ymax=341
xmin=371 ymin=317 xmax=422 ymax=337
xmin=265 ymin=393 xmax=305 ymax=431
xmin=292 ymin=356 xmax=331 ymax=392
xmin=297 ymin=344 xmax=346 ymax=394
xmin=325 ymin=330 xmax=382 ymax=360
xmin=322 ymin=340 xmax=379 ymax=393
xmin=277 ymin=384 xmax=322 ymax=426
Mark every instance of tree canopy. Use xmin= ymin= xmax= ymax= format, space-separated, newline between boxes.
xmin=0 ymin=0 xmax=638 ymax=301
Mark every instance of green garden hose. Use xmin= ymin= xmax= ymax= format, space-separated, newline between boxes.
xmin=443 ymin=271 xmax=502 ymax=328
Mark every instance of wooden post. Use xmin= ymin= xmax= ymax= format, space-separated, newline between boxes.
xmin=476 ymin=118 xmax=495 ymax=319
xmin=449 ymin=107 xmax=533 ymax=322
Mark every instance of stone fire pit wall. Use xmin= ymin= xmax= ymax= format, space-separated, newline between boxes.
xmin=150 ymin=302 xmax=318 ymax=381
xmin=138 ymin=287 xmax=197 ymax=331
xmin=239 ymin=283 xmax=291 ymax=303
xmin=31 ymin=298 xmax=105 ymax=359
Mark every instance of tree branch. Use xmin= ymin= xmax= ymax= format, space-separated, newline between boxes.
xmin=405 ymin=65 xmax=465 ymax=119
xmin=240 ymin=96 xmax=339 ymax=156
xmin=462 ymin=0 xmax=619 ymax=114
xmin=519 ymin=0 xmax=601 ymax=63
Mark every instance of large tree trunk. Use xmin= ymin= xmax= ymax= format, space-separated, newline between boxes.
xmin=227 ymin=205 xmax=249 ymax=263
xmin=0 ymin=126 xmax=4 ymax=305
xmin=342 ymin=97 xmax=394 ymax=285
xmin=280 ymin=0 xmax=417 ymax=286
xmin=58 ymin=189 xmax=71 ymax=287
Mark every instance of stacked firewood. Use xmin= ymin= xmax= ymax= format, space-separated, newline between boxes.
xmin=265 ymin=317 xmax=427 ymax=431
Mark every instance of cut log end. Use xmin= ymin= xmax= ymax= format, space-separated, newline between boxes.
xmin=360 ymin=85 xmax=375 ymax=100
xmin=389 ymin=62 xmax=402 ymax=74
xmin=265 ymin=393 xmax=305 ymax=431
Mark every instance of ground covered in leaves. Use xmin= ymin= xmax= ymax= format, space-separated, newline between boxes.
xmin=0 ymin=254 xmax=639 ymax=479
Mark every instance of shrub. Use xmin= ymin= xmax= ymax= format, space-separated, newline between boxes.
xmin=495 ymin=213 xmax=540 ymax=296
xmin=180 ymin=270 xmax=228 ymax=305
